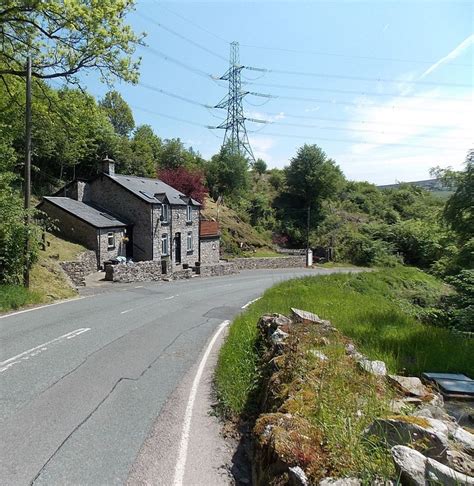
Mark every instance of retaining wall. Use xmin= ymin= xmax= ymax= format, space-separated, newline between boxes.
xmin=105 ymin=261 xmax=163 ymax=283
xmin=59 ymin=250 xmax=97 ymax=287
xmin=232 ymin=256 xmax=306 ymax=270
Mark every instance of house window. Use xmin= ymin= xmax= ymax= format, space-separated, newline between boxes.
xmin=107 ymin=232 xmax=115 ymax=249
xmin=187 ymin=231 xmax=193 ymax=252
xmin=161 ymin=204 xmax=169 ymax=223
xmin=186 ymin=205 xmax=192 ymax=222
xmin=161 ymin=234 xmax=169 ymax=256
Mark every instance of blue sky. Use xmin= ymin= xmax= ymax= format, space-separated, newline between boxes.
xmin=83 ymin=0 xmax=473 ymax=184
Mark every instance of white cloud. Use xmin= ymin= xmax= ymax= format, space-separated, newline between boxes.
xmin=248 ymin=136 xmax=277 ymax=163
xmin=419 ymin=34 xmax=474 ymax=80
xmin=334 ymin=89 xmax=474 ymax=184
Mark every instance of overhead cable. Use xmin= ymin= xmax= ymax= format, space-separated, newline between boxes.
xmin=244 ymin=66 xmax=472 ymax=88
xmin=136 ymin=12 xmax=227 ymax=62
xmin=138 ymin=82 xmax=214 ymax=108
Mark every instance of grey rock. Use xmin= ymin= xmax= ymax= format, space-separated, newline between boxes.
xmin=258 ymin=314 xmax=292 ymax=336
xmin=446 ymin=449 xmax=474 ymax=476
xmin=389 ymin=398 xmax=423 ymax=414
xmin=391 ymin=445 xmax=426 ymax=486
xmin=387 ymin=375 xmax=430 ymax=398
xmin=308 ymin=350 xmax=328 ymax=361
xmin=426 ymin=457 xmax=474 ymax=485
xmin=414 ymin=404 xmax=454 ymax=423
xmin=366 ymin=418 xmax=448 ymax=461
xmin=270 ymin=328 xmax=289 ymax=345
xmin=288 ymin=466 xmax=309 ymax=486
xmin=358 ymin=358 xmax=387 ymax=377
xmin=452 ymin=424 xmax=474 ymax=454
xmin=345 ymin=343 xmax=365 ymax=362
xmin=319 ymin=478 xmax=361 ymax=486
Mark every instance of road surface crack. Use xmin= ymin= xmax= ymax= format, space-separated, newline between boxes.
xmin=29 ymin=317 xmax=213 ymax=485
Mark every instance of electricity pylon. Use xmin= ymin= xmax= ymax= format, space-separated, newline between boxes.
xmin=215 ymin=41 xmax=256 ymax=163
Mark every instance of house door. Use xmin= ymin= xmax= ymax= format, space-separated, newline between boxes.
xmin=175 ymin=232 xmax=181 ymax=264
xmin=125 ymin=226 xmax=133 ymax=258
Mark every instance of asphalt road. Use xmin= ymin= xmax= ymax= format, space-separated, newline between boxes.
xmin=0 ymin=268 xmax=349 ymax=485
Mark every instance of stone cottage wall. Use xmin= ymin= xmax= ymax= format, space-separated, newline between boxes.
xmin=41 ymin=200 xmax=98 ymax=253
xmin=88 ymin=175 xmax=153 ymax=261
xmin=97 ymin=228 xmax=126 ymax=266
xmin=200 ymin=237 xmax=220 ymax=265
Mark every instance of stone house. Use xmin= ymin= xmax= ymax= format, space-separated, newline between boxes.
xmin=39 ymin=159 xmax=218 ymax=272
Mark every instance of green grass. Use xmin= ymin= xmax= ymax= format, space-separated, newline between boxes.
xmin=241 ymin=250 xmax=284 ymax=258
xmin=215 ymin=266 xmax=472 ymax=416
xmin=0 ymin=233 xmax=85 ymax=313
xmin=0 ymin=285 xmax=43 ymax=311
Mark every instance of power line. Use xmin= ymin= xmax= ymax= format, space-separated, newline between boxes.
xmin=137 ymin=82 xmax=214 ymax=108
xmin=240 ymin=43 xmax=472 ymax=68
xmin=139 ymin=45 xmax=216 ymax=80
xmin=243 ymin=80 xmax=464 ymax=102
xmin=136 ymin=12 xmax=227 ymax=62
xmin=131 ymin=104 xmax=217 ymax=129
xmin=152 ymin=1 xmax=229 ymax=43
xmin=244 ymin=65 xmax=473 ymax=88
xmin=246 ymin=90 xmax=468 ymax=114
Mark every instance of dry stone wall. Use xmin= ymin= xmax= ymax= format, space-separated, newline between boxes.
xmin=232 ymin=256 xmax=306 ymax=270
xmin=59 ymin=250 xmax=97 ymax=287
xmin=105 ymin=261 xmax=163 ymax=283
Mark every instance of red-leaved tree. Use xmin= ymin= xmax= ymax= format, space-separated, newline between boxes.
xmin=159 ymin=167 xmax=208 ymax=206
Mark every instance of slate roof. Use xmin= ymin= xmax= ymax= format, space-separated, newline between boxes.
xmin=107 ymin=174 xmax=201 ymax=206
xmin=41 ymin=197 xmax=128 ymax=228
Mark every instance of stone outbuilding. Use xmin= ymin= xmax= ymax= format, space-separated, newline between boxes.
xmin=199 ymin=220 xmax=220 ymax=265
xmin=39 ymin=159 xmax=212 ymax=272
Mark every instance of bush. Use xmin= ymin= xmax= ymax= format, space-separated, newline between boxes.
xmin=442 ymin=270 xmax=474 ymax=332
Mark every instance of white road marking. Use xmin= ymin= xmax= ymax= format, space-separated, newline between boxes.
xmin=0 ymin=297 xmax=86 ymax=320
xmin=172 ymin=320 xmax=230 ymax=486
xmin=165 ymin=295 xmax=176 ymax=300
xmin=135 ymin=286 xmax=144 ymax=288
xmin=242 ymin=297 xmax=262 ymax=309
xmin=0 ymin=328 xmax=91 ymax=373
xmin=121 ymin=308 xmax=133 ymax=314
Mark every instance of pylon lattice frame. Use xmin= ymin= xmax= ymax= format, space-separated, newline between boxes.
xmin=216 ymin=41 xmax=255 ymax=163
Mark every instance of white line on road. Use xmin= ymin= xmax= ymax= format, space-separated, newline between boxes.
xmin=0 ymin=297 xmax=86 ymax=320
xmin=165 ymin=295 xmax=176 ymax=300
xmin=120 ymin=309 xmax=134 ymax=314
xmin=172 ymin=320 xmax=230 ymax=486
xmin=242 ymin=297 xmax=262 ymax=309
xmin=0 ymin=328 xmax=91 ymax=373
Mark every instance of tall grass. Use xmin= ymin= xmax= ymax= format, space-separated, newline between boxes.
xmin=215 ymin=267 xmax=473 ymax=416
xmin=0 ymin=285 xmax=43 ymax=312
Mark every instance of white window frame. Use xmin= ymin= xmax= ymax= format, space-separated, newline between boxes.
xmin=161 ymin=204 xmax=169 ymax=223
xmin=107 ymin=232 xmax=115 ymax=250
xmin=186 ymin=231 xmax=193 ymax=252
xmin=186 ymin=204 xmax=192 ymax=223
xmin=161 ymin=233 xmax=169 ymax=256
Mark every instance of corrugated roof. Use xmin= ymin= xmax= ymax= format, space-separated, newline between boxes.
xmin=41 ymin=197 xmax=127 ymax=228
xmin=108 ymin=174 xmax=201 ymax=206
xmin=200 ymin=220 xmax=220 ymax=237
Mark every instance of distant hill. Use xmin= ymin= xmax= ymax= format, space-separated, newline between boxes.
xmin=377 ymin=178 xmax=454 ymax=199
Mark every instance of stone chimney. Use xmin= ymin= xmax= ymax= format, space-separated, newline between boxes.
xmin=101 ymin=156 xmax=115 ymax=176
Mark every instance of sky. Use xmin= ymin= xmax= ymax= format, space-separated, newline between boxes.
xmin=82 ymin=0 xmax=474 ymax=185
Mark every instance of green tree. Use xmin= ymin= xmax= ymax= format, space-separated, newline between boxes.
xmin=206 ymin=144 xmax=250 ymax=202
xmin=0 ymin=0 xmax=144 ymax=85
xmin=158 ymin=138 xmax=192 ymax=170
xmin=443 ymin=150 xmax=474 ymax=243
xmin=128 ymin=125 xmax=162 ymax=177
xmin=99 ymin=91 xmax=135 ymax=137
xmin=285 ymin=144 xmax=344 ymax=213
xmin=253 ymin=158 xmax=267 ymax=175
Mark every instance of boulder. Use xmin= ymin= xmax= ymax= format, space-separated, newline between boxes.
xmin=270 ymin=328 xmax=289 ymax=346
xmin=358 ymin=359 xmax=387 ymax=377
xmin=308 ymin=350 xmax=328 ymax=362
xmin=290 ymin=308 xmax=336 ymax=336
xmin=288 ymin=466 xmax=309 ymax=486
xmin=391 ymin=445 xmax=474 ymax=485
xmin=389 ymin=398 xmax=423 ymax=414
xmin=366 ymin=418 xmax=448 ymax=461
xmin=426 ymin=457 xmax=474 ymax=485
xmin=446 ymin=449 xmax=474 ymax=476
xmin=391 ymin=445 xmax=426 ymax=486
xmin=452 ymin=424 xmax=474 ymax=454
xmin=319 ymin=479 xmax=361 ymax=486
xmin=387 ymin=375 xmax=430 ymax=398
xmin=258 ymin=314 xmax=293 ymax=336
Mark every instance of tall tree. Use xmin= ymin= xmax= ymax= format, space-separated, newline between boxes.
xmin=99 ymin=91 xmax=135 ymax=137
xmin=0 ymin=0 xmax=144 ymax=85
xmin=159 ymin=167 xmax=208 ymax=205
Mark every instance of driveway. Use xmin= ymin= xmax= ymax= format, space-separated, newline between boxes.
xmin=0 ymin=267 xmax=355 ymax=485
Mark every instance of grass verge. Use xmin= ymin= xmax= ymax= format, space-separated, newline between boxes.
xmin=215 ymin=266 xmax=471 ymax=416
xmin=0 ymin=233 xmax=85 ymax=313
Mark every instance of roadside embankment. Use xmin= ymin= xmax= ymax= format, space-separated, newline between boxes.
xmin=215 ymin=268 xmax=473 ymax=484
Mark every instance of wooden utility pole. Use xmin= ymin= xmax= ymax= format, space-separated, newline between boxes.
xmin=306 ymin=206 xmax=311 ymax=266
xmin=23 ymin=55 xmax=32 ymax=288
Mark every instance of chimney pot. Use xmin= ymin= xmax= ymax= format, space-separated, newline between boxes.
xmin=102 ymin=156 xmax=115 ymax=176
